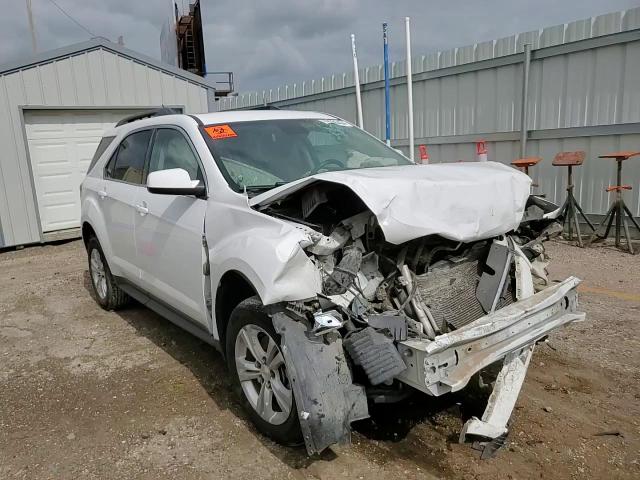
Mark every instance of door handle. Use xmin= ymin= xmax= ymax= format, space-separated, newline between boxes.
xmin=135 ymin=203 xmax=149 ymax=216
xmin=98 ymin=190 xmax=107 ymax=199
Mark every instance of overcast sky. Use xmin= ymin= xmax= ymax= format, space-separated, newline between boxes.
xmin=1 ymin=0 xmax=638 ymax=92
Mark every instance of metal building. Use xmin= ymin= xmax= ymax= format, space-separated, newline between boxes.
xmin=0 ymin=38 xmax=214 ymax=249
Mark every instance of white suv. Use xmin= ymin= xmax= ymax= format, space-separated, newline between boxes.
xmin=81 ymin=109 xmax=584 ymax=455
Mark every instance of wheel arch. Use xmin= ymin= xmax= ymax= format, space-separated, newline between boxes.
xmin=214 ymin=269 xmax=259 ymax=355
xmin=82 ymin=221 xmax=97 ymax=249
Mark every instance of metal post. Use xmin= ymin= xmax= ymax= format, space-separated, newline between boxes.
xmin=351 ymin=34 xmax=364 ymax=128
xmin=405 ymin=17 xmax=415 ymax=161
xmin=383 ymin=23 xmax=391 ymax=146
xmin=519 ymin=44 xmax=531 ymax=158
xmin=26 ymin=0 xmax=37 ymax=53
xmin=615 ymin=160 xmax=623 ymax=247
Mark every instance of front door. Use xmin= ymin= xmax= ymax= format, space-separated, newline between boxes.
xmin=102 ymin=129 xmax=152 ymax=281
xmin=134 ymin=127 xmax=208 ymax=326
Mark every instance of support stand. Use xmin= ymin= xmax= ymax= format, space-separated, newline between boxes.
xmin=588 ymin=151 xmax=640 ymax=253
xmin=553 ymin=152 xmax=594 ymax=248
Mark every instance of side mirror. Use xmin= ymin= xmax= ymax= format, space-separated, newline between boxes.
xmin=147 ymin=168 xmax=206 ymax=198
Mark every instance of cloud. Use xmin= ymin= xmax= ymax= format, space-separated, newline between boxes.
xmin=1 ymin=0 xmax=638 ymax=94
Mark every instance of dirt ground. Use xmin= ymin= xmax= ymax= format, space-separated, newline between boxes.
xmin=1 ymin=239 xmax=639 ymax=480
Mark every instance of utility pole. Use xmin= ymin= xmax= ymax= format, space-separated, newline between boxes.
xmin=26 ymin=0 xmax=37 ymax=53
xmin=350 ymin=34 xmax=364 ymax=128
xmin=405 ymin=17 xmax=415 ymax=162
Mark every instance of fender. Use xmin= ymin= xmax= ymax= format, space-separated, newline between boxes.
xmin=81 ymin=191 xmax=117 ymax=273
xmin=206 ymin=200 xmax=323 ymax=339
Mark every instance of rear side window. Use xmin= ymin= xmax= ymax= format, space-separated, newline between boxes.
xmin=88 ymin=136 xmax=115 ymax=173
xmin=106 ymin=130 xmax=152 ymax=184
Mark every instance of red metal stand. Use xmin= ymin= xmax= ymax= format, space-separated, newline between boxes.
xmin=553 ymin=151 xmax=595 ymax=247
xmin=587 ymin=151 xmax=640 ymax=253
xmin=511 ymin=157 xmax=542 ymax=186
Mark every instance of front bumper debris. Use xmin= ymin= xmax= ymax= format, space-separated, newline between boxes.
xmin=396 ymin=276 xmax=584 ymax=397
xmin=272 ymin=312 xmax=369 ymax=455
xmin=459 ymin=344 xmax=534 ymax=450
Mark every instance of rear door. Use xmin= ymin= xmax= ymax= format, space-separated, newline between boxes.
xmin=134 ymin=127 xmax=208 ymax=326
xmin=101 ymin=129 xmax=152 ymax=280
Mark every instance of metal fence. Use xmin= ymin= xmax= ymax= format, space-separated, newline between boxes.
xmin=216 ymin=8 xmax=640 ymax=218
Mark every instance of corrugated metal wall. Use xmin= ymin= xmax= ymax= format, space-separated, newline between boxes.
xmin=0 ymin=47 xmax=210 ymax=248
xmin=217 ymin=8 xmax=640 ymax=219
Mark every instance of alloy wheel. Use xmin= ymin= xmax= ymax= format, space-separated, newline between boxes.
xmin=234 ymin=324 xmax=293 ymax=425
xmin=90 ymin=249 xmax=108 ymax=300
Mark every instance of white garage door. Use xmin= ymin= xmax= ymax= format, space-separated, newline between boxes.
xmin=24 ymin=109 xmax=143 ymax=233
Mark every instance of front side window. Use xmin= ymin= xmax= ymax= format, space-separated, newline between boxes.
xmin=106 ymin=130 xmax=152 ymax=184
xmin=147 ymin=128 xmax=203 ymax=183
xmin=200 ymin=118 xmax=411 ymax=193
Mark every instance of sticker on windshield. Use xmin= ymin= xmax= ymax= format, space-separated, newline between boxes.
xmin=318 ymin=119 xmax=353 ymax=127
xmin=205 ymin=124 xmax=238 ymax=139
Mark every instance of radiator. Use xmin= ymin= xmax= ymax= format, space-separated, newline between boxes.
xmin=415 ymin=260 xmax=515 ymax=331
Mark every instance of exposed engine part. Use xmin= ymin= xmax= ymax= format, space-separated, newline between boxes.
xmin=476 ymin=239 xmax=514 ymax=313
xmin=322 ymin=245 xmax=363 ymax=295
xmin=302 ymin=187 xmax=328 ymax=218
xmin=342 ymin=211 xmax=371 ymax=240
xmin=285 ymin=300 xmax=317 ymax=321
xmin=359 ymin=253 xmax=384 ymax=300
xmin=398 ymin=264 xmax=437 ymax=338
xmin=530 ymin=256 xmax=550 ymax=291
xmin=415 ymin=260 xmax=516 ymax=331
xmin=307 ymin=227 xmax=350 ymax=255
xmin=312 ymin=310 xmax=344 ymax=335
xmin=344 ymin=327 xmax=407 ymax=385
xmin=420 ymin=241 xmax=463 ymax=274
xmin=367 ymin=313 xmax=408 ymax=341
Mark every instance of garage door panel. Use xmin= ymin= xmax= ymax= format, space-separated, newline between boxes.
xmin=27 ymin=114 xmax=68 ymax=139
xmin=76 ymin=140 xmax=100 ymax=172
xmin=24 ymin=109 xmax=143 ymax=233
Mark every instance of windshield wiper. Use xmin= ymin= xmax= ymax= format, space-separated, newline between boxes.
xmin=243 ymin=182 xmax=288 ymax=194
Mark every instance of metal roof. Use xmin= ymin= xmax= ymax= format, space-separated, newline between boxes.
xmin=0 ymin=38 xmax=214 ymax=90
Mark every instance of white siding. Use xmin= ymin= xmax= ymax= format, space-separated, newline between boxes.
xmin=0 ymin=47 xmax=211 ymax=247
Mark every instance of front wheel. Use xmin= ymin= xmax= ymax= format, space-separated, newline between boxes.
xmin=86 ymin=237 xmax=129 ymax=310
xmin=226 ymin=297 xmax=302 ymax=445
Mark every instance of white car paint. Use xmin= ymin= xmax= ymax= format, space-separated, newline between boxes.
xmin=250 ymin=161 xmax=532 ymax=244
xmin=99 ymin=179 xmax=140 ymax=281
xmin=82 ymin=110 xmax=532 ymax=340
xmin=80 ymin=110 xmax=584 ymax=455
xmin=146 ymin=168 xmax=201 ymax=189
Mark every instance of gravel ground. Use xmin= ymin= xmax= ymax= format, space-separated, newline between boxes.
xmin=1 ymin=239 xmax=639 ymax=479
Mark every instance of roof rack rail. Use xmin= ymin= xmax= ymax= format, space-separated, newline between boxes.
xmin=249 ymin=105 xmax=281 ymax=110
xmin=115 ymin=107 xmax=182 ymax=127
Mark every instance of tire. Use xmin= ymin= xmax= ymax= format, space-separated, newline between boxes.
xmin=87 ymin=236 xmax=129 ymax=311
xmin=226 ymin=296 xmax=302 ymax=446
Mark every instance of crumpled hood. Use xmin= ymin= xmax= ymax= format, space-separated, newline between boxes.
xmin=250 ymin=161 xmax=532 ymax=244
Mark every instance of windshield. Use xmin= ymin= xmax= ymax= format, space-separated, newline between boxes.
xmin=200 ymin=118 xmax=412 ymax=192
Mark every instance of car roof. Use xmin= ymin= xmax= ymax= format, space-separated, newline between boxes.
xmin=194 ymin=110 xmax=335 ymax=124
xmin=103 ymin=109 xmax=336 ymax=137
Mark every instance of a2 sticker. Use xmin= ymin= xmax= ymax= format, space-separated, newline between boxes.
xmin=205 ymin=124 xmax=238 ymax=139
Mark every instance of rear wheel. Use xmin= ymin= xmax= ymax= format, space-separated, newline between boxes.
xmin=87 ymin=237 xmax=129 ymax=310
xmin=226 ymin=297 xmax=302 ymax=445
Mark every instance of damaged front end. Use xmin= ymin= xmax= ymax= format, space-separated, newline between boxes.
xmin=253 ymin=170 xmax=584 ymax=455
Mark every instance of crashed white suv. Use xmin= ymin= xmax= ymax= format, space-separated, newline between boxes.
xmin=81 ymin=109 xmax=584 ymax=455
